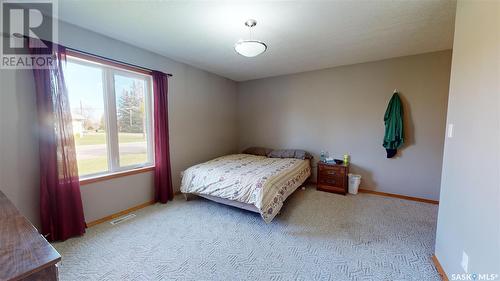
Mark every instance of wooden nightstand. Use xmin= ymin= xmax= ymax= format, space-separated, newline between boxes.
xmin=317 ymin=162 xmax=349 ymax=195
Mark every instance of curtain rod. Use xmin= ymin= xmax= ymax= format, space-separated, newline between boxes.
xmin=18 ymin=34 xmax=173 ymax=77
xmin=66 ymin=48 xmax=173 ymax=77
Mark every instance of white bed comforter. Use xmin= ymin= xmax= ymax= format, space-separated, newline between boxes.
xmin=180 ymin=154 xmax=311 ymax=222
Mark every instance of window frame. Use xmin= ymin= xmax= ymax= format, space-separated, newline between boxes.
xmin=65 ymin=50 xmax=155 ymax=182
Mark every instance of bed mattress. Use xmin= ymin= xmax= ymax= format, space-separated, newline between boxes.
xmin=180 ymin=154 xmax=311 ymax=222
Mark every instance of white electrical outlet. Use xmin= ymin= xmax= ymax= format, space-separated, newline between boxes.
xmin=448 ymin=124 xmax=454 ymax=138
xmin=461 ymin=251 xmax=469 ymax=273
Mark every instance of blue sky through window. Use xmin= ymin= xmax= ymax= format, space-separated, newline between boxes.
xmin=65 ymin=60 xmax=139 ymax=122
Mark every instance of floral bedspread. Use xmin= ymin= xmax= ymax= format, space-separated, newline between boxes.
xmin=180 ymin=154 xmax=311 ymax=222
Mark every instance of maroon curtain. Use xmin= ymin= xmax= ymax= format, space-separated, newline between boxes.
xmin=31 ymin=40 xmax=86 ymax=241
xmin=152 ymin=71 xmax=173 ymax=203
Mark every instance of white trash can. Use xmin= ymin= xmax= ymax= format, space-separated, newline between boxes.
xmin=348 ymin=173 xmax=362 ymax=194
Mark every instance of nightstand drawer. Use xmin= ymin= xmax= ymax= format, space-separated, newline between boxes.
xmin=319 ymin=168 xmax=345 ymax=177
xmin=318 ymin=176 xmax=343 ymax=186
xmin=318 ymin=164 xmax=344 ymax=171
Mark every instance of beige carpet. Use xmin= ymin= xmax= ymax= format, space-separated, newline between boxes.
xmin=53 ymin=186 xmax=440 ymax=281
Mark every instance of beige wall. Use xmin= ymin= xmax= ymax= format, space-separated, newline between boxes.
xmin=0 ymin=68 xmax=40 ymax=226
xmin=0 ymin=21 xmax=454 ymax=226
xmin=435 ymin=0 xmax=500 ymax=276
xmin=0 ymin=21 xmax=238 ymax=225
xmin=237 ymin=51 xmax=452 ymax=201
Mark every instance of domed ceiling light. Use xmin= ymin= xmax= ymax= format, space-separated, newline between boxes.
xmin=234 ymin=19 xmax=267 ymax=58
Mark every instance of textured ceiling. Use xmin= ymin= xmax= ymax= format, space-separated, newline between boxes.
xmin=56 ymin=0 xmax=456 ymax=81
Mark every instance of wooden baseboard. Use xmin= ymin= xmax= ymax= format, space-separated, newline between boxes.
xmin=308 ymin=181 xmax=438 ymax=204
xmin=86 ymin=200 xmax=156 ymax=228
xmin=432 ymin=255 xmax=449 ymax=281
xmin=358 ymin=188 xmax=439 ymax=204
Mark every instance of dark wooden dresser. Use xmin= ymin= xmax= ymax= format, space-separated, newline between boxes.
xmin=0 ymin=190 xmax=61 ymax=281
xmin=317 ymin=162 xmax=349 ymax=195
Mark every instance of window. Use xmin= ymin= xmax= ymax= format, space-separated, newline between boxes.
xmin=64 ymin=52 xmax=154 ymax=179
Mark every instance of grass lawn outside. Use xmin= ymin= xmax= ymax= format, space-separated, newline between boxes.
xmin=75 ymin=132 xmax=149 ymax=176
xmin=77 ymin=154 xmax=149 ymax=176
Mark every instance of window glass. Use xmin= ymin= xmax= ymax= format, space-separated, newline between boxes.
xmin=65 ymin=60 xmax=109 ymax=176
xmin=64 ymin=55 xmax=154 ymax=179
xmin=114 ymin=74 xmax=151 ymax=167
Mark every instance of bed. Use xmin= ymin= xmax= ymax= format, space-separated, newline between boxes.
xmin=180 ymin=153 xmax=311 ymax=222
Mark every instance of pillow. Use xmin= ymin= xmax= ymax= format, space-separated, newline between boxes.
xmin=242 ymin=147 xmax=273 ymax=156
xmin=268 ymin=149 xmax=313 ymax=160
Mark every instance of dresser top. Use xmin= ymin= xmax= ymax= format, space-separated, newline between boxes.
xmin=0 ymin=190 xmax=61 ymax=280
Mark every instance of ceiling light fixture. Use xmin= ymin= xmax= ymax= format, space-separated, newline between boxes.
xmin=234 ymin=19 xmax=267 ymax=58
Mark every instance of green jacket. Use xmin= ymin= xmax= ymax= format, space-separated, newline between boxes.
xmin=383 ymin=93 xmax=404 ymax=150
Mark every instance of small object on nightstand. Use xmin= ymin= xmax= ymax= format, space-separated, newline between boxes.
xmin=343 ymin=154 xmax=350 ymax=165
xmin=317 ymin=162 xmax=349 ymax=195
xmin=334 ymin=159 xmax=343 ymax=165
xmin=320 ymin=151 xmax=327 ymax=162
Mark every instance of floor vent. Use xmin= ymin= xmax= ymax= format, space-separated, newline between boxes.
xmin=110 ymin=214 xmax=136 ymax=225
